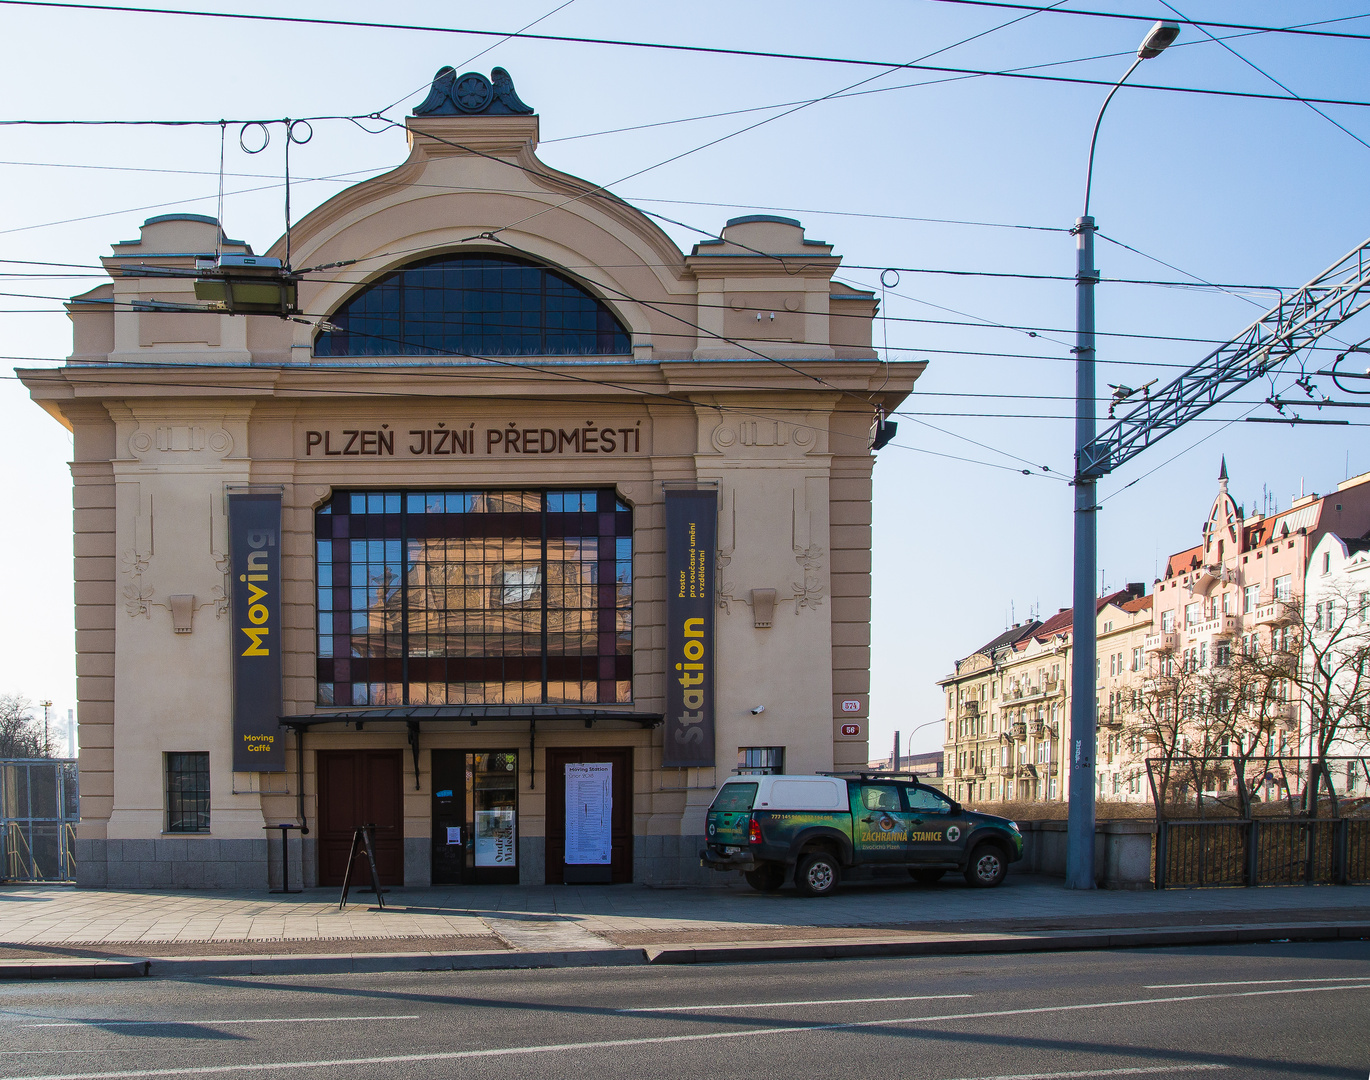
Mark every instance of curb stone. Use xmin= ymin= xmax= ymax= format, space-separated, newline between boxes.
xmin=0 ymin=959 xmax=150 ymax=980
xmin=4 ymin=922 xmax=1366 ymax=979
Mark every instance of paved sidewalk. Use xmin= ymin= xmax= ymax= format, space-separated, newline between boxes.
xmin=3 ymin=876 xmax=1368 ymax=965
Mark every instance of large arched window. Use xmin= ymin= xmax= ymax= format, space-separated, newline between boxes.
xmin=313 ymin=253 xmax=631 ymax=357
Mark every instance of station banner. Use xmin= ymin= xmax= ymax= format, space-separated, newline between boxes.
xmin=228 ymin=492 xmax=285 ymax=772
xmin=662 ymin=488 xmax=717 ymax=767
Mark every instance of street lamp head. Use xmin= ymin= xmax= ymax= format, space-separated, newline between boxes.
xmin=1137 ymin=20 xmax=1180 ymax=59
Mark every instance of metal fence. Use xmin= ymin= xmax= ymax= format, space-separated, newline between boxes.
xmin=1148 ymin=755 xmax=1370 ymax=888
xmin=0 ymin=759 xmax=79 ymax=883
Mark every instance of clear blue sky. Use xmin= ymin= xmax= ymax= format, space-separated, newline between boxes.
xmin=3 ymin=0 xmax=1368 ymax=756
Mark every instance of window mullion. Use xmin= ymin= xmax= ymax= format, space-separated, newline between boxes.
xmin=400 ymin=496 xmax=410 ymax=705
xmin=540 ymin=494 xmax=549 ymax=704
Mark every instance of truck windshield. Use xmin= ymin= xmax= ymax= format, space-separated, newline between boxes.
xmin=709 ymin=783 xmax=758 ymax=812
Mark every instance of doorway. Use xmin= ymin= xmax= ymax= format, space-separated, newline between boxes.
xmin=430 ymin=750 xmax=520 ymax=885
xmin=316 ymin=749 xmax=404 ymax=886
xmin=544 ymin=747 xmax=633 ymax=884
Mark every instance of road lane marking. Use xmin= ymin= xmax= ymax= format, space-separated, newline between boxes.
xmin=22 ymin=1016 xmax=420 ymax=1028
xmin=941 ymin=1067 xmax=1227 ymax=1079
xmin=1145 ymin=977 xmax=1369 ymax=989
xmin=0 ymin=1052 xmax=140 ymax=1057
xmin=619 ymin=994 xmax=973 ymax=1012
xmin=9 ymin=983 xmax=1369 ymax=1079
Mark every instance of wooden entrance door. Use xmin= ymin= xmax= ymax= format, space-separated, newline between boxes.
xmin=316 ymin=750 xmax=404 ymax=886
xmin=544 ymin=747 xmax=633 ymax=884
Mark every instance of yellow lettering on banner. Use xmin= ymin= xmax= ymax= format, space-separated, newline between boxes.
xmin=241 ymin=627 xmax=270 ymax=656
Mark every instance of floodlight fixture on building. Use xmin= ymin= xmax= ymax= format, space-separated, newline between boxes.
xmin=870 ymin=409 xmax=898 ymax=451
xmin=193 ymin=254 xmax=299 ymax=316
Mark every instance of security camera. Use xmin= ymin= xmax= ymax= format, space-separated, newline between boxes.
xmin=750 ymin=705 xmax=765 ymax=715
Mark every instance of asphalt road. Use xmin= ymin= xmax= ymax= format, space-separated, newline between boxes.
xmin=0 ymin=942 xmax=1367 ymax=1080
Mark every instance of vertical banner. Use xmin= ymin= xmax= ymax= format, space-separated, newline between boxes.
xmin=228 ymin=493 xmax=285 ymax=772
xmin=663 ymin=488 xmax=717 ymax=767
xmin=564 ymin=762 xmax=613 ymax=865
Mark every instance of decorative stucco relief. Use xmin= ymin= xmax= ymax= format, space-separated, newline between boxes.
xmin=127 ymin=426 xmax=234 ymax=459
xmin=792 ymin=544 xmax=826 ymax=611
xmin=717 ymin=544 xmax=827 ymax=617
xmin=121 ymin=550 xmax=153 ymax=618
xmin=710 ymin=419 xmax=815 ymax=454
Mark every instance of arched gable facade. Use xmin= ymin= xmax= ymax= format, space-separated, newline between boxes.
xmin=23 ymin=67 xmax=921 ymax=889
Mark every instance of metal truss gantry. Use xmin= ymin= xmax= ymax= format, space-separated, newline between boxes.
xmin=1080 ymin=236 xmax=1370 ymax=479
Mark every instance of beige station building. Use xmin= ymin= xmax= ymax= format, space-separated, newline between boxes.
xmin=20 ymin=68 xmax=919 ymax=889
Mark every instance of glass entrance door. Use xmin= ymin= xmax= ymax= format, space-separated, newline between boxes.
xmin=431 ymin=750 xmax=519 ymax=884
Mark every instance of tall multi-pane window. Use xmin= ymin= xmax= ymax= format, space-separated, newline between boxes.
xmin=315 ymin=490 xmax=632 ymax=707
xmin=1244 ymin=584 xmax=1260 ymax=612
xmin=166 ymin=752 xmax=210 ymax=833
xmin=1273 ymin=575 xmax=1292 ymax=601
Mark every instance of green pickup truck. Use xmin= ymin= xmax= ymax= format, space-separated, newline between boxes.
xmin=700 ymin=772 xmax=1023 ymax=896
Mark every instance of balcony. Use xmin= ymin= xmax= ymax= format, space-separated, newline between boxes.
xmin=1272 ymin=703 xmax=1298 ymax=729
xmin=1010 ymin=721 xmax=1027 ymax=740
xmin=1030 ymin=721 xmax=1046 ymax=739
xmin=1254 ymin=602 xmax=1284 ymax=625
xmin=1047 ymin=761 xmax=1059 ymax=776
xmin=1191 ymin=614 xmax=1238 ymax=641
xmin=973 ymin=765 xmax=987 ymax=777
xmin=1043 ymin=678 xmax=1061 ymax=694
xmin=1099 ymin=715 xmax=1123 ymax=731
xmin=1190 ymin=564 xmax=1229 ymax=594
xmin=963 ymin=700 xmax=980 ymax=717
xmin=1145 ymin=632 xmax=1177 ymax=653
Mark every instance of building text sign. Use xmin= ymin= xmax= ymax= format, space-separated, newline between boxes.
xmin=303 ymin=420 xmax=643 ymax=457
xmin=228 ymin=493 xmax=285 ymax=772
xmin=663 ymin=488 xmax=717 ymax=768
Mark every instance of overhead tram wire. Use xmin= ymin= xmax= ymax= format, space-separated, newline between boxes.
xmin=3 ymin=0 xmax=1370 ymax=104
xmin=923 ymin=2 xmax=1370 ymax=43
xmin=9 ymin=279 xmax=1336 ymax=353
xmin=1 ymin=351 xmax=1057 ymax=481
xmin=1159 ymin=0 xmax=1370 ymax=155
xmin=419 ymin=1 xmax=1075 ymax=248
xmin=371 ymin=0 xmax=580 ymax=118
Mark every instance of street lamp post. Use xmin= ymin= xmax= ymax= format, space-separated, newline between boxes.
xmin=1066 ymin=20 xmax=1179 ymax=891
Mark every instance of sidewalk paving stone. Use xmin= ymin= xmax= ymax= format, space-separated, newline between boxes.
xmin=2 ymin=877 xmax=1367 ymax=964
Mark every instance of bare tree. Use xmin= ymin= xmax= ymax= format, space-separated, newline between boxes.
xmin=1125 ymin=646 xmax=1198 ymax=806
xmin=1281 ymin=581 xmax=1370 ymax=813
xmin=0 ymin=694 xmax=47 ymax=758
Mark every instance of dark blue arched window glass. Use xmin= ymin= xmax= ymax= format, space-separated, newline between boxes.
xmin=313 ymin=253 xmax=631 ymax=357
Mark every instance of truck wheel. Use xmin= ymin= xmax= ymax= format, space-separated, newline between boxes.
xmin=795 ymin=851 xmax=840 ymax=897
xmin=908 ymin=868 xmax=945 ymax=885
xmin=744 ymin=863 xmax=786 ymax=893
xmin=964 ymin=844 xmax=1008 ymax=888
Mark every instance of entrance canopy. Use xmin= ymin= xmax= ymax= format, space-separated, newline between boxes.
xmin=278 ymin=705 xmax=662 ymax=792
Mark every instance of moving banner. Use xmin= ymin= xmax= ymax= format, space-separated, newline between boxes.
xmin=662 ymin=488 xmax=717 ymax=767
xmin=228 ymin=493 xmax=285 ymax=772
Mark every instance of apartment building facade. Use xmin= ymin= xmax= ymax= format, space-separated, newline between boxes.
xmin=939 ymin=460 xmax=1370 ymax=808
